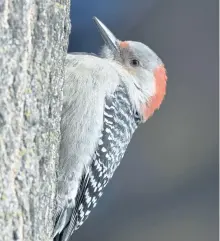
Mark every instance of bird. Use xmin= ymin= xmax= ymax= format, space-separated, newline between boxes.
xmin=53 ymin=16 xmax=167 ymax=241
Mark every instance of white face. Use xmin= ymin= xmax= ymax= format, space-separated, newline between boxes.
xmin=117 ymin=41 xmax=163 ymax=71
xmin=117 ymin=41 xmax=163 ymax=89
xmin=94 ymin=17 xmax=167 ymax=120
xmin=101 ymin=41 xmax=163 ymax=97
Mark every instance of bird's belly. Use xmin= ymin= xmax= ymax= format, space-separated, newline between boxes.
xmin=73 ymin=85 xmax=140 ymax=230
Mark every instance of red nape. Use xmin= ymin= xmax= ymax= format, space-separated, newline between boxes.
xmin=143 ymin=65 xmax=167 ymax=120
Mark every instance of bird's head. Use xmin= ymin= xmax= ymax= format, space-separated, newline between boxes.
xmin=93 ymin=17 xmax=167 ymax=121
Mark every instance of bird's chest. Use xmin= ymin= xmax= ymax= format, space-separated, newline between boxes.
xmin=74 ymin=87 xmax=141 ymax=230
xmin=86 ymin=87 xmax=141 ymax=201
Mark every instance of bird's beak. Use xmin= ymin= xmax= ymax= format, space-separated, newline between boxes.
xmin=93 ymin=16 xmax=119 ymax=52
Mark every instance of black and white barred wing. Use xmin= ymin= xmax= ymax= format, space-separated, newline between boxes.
xmin=53 ymin=85 xmax=141 ymax=241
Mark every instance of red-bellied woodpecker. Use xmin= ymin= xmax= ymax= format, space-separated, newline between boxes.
xmin=53 ymin=17 xmax=167 ymax=241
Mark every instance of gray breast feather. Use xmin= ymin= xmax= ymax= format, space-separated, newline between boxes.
xmin=53 ymin=85 xmax=141 ymax=241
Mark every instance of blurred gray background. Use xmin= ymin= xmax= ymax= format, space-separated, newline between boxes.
xmin=68 ymin=0 xmax=219 ymax=240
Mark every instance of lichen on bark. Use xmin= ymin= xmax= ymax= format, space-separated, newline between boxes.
xmin=0 ymin=0 xmax=70 ymax=240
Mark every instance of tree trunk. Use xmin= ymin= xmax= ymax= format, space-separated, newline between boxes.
xmin=0 ymin=0 xmax=70 ymax=240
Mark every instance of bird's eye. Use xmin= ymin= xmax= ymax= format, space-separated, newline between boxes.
xmin=130 ymin=59 xmax=140 ymax=67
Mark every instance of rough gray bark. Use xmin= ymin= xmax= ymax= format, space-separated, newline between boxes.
xmin=0 ymin=0 xmax=70 ymax=240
